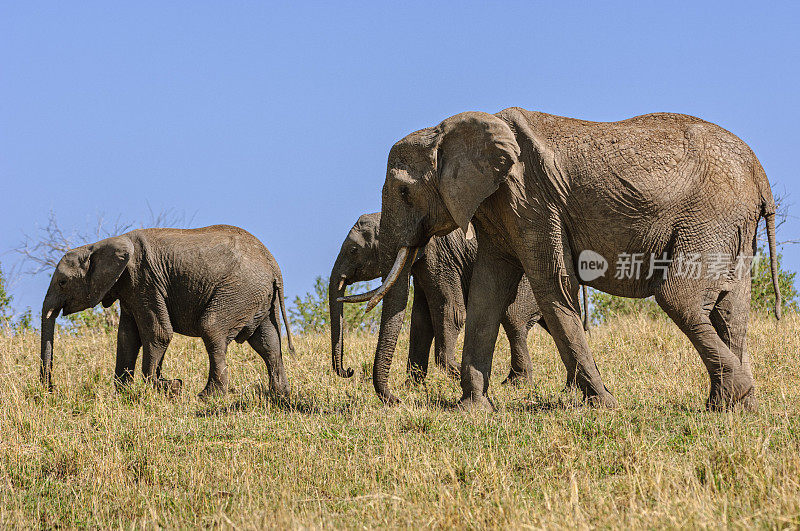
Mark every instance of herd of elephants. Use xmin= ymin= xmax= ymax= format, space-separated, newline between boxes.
xmin=39 ymin=107 xmax=782 ymax=412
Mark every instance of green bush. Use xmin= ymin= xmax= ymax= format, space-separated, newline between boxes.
xmin=589 ymin=248 xmax=798 ymax=324
xmin=15 ymin=308 xmax=33 ymax=331
xmin=290 ymin=276 xmax=382 ymax=334
xmin=751 ymin=249 xmax=798 ymax=315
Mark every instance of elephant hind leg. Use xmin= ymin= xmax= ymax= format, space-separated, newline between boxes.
xmin=247 ymin=309 xmax=289 ymax=396
xmin=655 ymin=276 xmax=753 ymax=410
xmin=198 ymin=332 xmax=231 ymax=399
xmin=433 ymin=314 xmax=462 ymax=380
xmin=709 ymin=276 xmax=755 ymax=409
xmin=500 ymin=314 xmax=534 ymax=386
xmin=407 ymin=280 xmax=434 ymax=383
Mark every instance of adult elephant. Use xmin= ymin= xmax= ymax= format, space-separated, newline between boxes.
xmin=341 ymin=108 xmax=780 ymax=411
xmin=330 ymin=213 xmax=586 ymax=400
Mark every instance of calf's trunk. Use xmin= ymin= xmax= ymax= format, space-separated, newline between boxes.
xmin=40 ymin=305 xmax=59 ymax=391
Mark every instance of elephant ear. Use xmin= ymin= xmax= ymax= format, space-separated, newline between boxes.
xmin=85 ymin=236 xmax=134 ymax=307
xmin=436 ymin=112 xmax=521 ymax=233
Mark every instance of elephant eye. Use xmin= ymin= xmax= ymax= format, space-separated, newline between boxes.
xmin=349 ymin=247 xmax=358 ymax=255
xmin=399 ymin=185 xmax=411 ymax=204
xmin=58 ymin=279 xmax=67 ymax=288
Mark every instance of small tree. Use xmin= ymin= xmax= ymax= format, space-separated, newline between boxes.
xmin=750 ymin=248 xmax=798 ymax=315
xmin=290 ymin=276 xmax=383 ymax=334
xmin=0 ymin=263 xmax=13 ymax=326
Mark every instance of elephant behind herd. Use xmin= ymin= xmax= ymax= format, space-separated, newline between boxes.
xmin=329 ymin=211 xmax=589 ymax=403
xmin=39 ymin=108 xmax=781 ymax=412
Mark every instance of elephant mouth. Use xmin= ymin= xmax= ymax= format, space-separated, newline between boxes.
xmin=338 ymin=246 xmax=417 ymax=312
xmin=60 ymin=304 xmax=80 ymax=316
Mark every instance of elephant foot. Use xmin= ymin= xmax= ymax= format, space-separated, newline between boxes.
xmin=403 ymin=376 xmax=425 ymax=389
xmin=585 ymin=390 xmax=618 ymax=409
xmin=706 ymin=378 xmax=756 ymax=412
xmin=198 ymin=380 xmax=227 ymax=401
xmin=153 ymin=378 xmax=183 ymax=398
xmin=376 ymin=390 xmax=401 ymax=407
xmin=456 ymin=393 xmax=495 ymax=413
xmin=406 ymin=366 xmax=428 ymax=385
xmin=502 ymin=370 xmax=533 ymax=386
xmin=269 ymin=383 xmax=290 ymax=398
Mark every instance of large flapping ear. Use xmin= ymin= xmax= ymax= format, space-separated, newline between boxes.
xmin=86 ymin=236 xmax=134 ymax=306
xmin=436 ymin=112 xmax=521 ymax=233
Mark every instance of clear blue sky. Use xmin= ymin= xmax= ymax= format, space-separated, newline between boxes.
xmin=2 ymin=2 xmax=798 ymax=315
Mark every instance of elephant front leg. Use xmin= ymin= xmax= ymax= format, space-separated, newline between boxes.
xmin=458 ymin=248 xmax=523 ymax=412
xmin=520 ymin=222 xmax=616 ymax=407
xmin=533 ymin=290 xmax=615 ymax=407
xmin=114 ymin=309 xmax=141 ymax=389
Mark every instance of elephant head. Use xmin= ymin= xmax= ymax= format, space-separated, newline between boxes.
xmin=329 ymin=213 xmax=382 ymax=378
xmin=340 ymin=112 xmax=521 ymax=403
xmin=40 ymin=235 xmax=134 ymax=389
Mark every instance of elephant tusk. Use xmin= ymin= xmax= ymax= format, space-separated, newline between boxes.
xmin=338 ymin=247 xmax=416 ymax=311
xmin=337 ymin=277 xmax=346 ymax=291
xmin=45 ymin=309 xmax=55 ymax=320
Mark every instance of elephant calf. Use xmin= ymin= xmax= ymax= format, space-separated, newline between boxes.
xmin=330 ymin=212 xmax=588 ymax=404
xmin=40 ymin=225 xmax=294 ymax=398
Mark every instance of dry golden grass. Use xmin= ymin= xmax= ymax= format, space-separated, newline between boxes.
xmin=1 ymin=313 xmax=799 ymax=528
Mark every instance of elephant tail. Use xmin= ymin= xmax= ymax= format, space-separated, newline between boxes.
xmin=755 ymin=159 xmax=781 ymax=321
xmin=765 ymin=211 xmax=782 ymax=320
xmin=276 ymin=277 xmax=296 ymax=354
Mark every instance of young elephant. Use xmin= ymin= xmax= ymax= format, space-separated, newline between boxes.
xmin=329 ymin=212 xmax=588 ymax=402
xmin=40 ymin=225 xmax=294 ymax=398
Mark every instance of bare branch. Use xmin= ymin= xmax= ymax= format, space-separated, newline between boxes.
xmin=16 ymin=207 xmax=195 ymax=277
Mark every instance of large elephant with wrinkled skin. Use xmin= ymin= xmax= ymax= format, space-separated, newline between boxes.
xmin=330 ymin=213 xmax=584 ymax=400
xmin=341 ymin=108 xmax=781 ymax=412
xmin=40 ymin=225 xmax=294 ymax=398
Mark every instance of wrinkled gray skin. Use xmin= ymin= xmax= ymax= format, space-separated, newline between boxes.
xmin=40 ymin=225 xmax=294 ymax=398
xmin=343 ymin=108 xmax=781 ymax=412
xmin=330 ymin=213 xmax=584 ymax=399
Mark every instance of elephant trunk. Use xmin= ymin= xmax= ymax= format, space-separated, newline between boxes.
xmin=370 ymin=256 xmax=414 ymax=405
xmin=40 ymin=291 xmax=61 ymax=391
xmin=329 ymin=269 xmax=353 ymax=378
